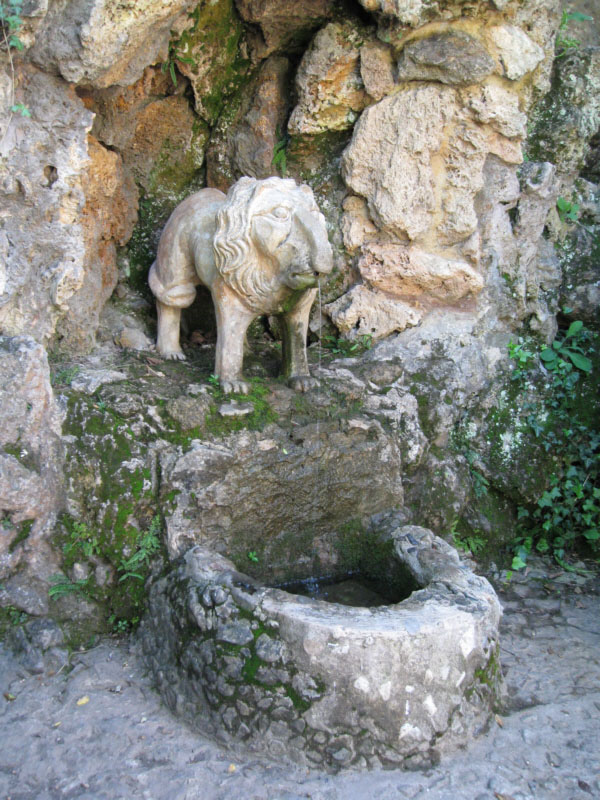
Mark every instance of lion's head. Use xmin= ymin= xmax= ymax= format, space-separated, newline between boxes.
xmin=213 ymin=177 xmax=333 ymax=312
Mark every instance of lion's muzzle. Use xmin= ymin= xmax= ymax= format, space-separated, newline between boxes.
xmin=284 ymin=205 xmax=333 ymax=289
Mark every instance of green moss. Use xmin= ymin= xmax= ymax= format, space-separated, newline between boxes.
xmin=172 ymin=0 xmax=249 ymax=125
xmin=241 ymin=652 xmax=261 ymax=682
xmin=203 ymin=378 xmax=278 ymax=437
xmin=0 ymin=605 xmax=29 ymax=636
xmin=286 ymin=685 xmax=310 ymax=712
xmin=126 ymin=119 xmax=208 ymax=292
xmin=7 ymin=519 xmax=33 ymax=552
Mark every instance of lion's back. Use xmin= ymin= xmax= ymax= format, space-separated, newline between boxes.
xmin=155 ymin=188 xmax=226 ymax=289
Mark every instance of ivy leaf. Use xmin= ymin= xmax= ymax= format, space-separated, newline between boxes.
xmin=566 ymin=320 xmax=583 ymax=338
xmin=567 ymin=351 xmax=592 ymax=372
xmin=540 ymin=348 xmax=557 ymax=362
xmin=512 ymin=555 xmax=527 ymax=570
xmin=566 ymin=11 xmax=593 ymax=22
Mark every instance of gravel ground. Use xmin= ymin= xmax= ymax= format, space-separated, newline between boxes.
xmin=1 ymin=566 xmax=599 ymax=800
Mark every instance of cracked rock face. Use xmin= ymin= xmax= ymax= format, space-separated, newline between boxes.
xmin=139 ymin=525 xmax=502 ymax=770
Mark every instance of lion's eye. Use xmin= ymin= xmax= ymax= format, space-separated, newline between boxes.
xmin=270 ymin=207 xmax=291 ymax=220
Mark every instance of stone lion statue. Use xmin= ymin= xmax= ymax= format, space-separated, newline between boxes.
xmin=149 ymin=176 xmax=333 ymax=393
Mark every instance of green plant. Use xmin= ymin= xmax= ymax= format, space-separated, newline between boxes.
xmin=48 ymin=574 xmax=90 ymax=599
xmin=161 ymin=40 xmax=194 ymax=86
xmin=51 ymin=365 xmax=80 ymax=386
xmin=247 ymin=550 xmax=259 ymax=563
xmin=539 ymin=319 xmax=592 ymax=374
xmin=108 ymin=614 xmax=134 ymax=634
xmin=508 ymin=320 xmax=599 ymax=570
xmin=0 ymin=0 xmax=30 ymax=133
xmin=555 ymin=9 xmax=593 ymax=59
xmin=449 ymin=520 xmax=486 ymax=556
xmin=118 ymin=516 xmax=161 ymax=581
xmin=62 ymin=521 xmax=100 ymax=561
xmin=557 ymin=195 xmax=580 ymax=223
xmin=322 ymin=334 xmax=373 ymax=357
xmin=272 ymin=128 xmax=289 ymax=177
xmin=507 ymin=338 xmax=535 ymax=380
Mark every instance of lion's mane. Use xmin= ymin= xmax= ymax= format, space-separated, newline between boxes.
xmin=212 ymin=176 xmax=315 ymax=311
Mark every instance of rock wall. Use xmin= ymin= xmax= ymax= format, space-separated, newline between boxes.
xmin=0 ymin=0 xmax=599 ymax=635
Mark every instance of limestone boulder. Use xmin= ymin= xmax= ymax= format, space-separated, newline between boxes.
xmin=171 ymin=0 xmax=249 ymax=125
xmin=30 ymin=0 xmax=196 ymax=88
xmin=0 ymin=337 xmax=64 ymax=615
xmin=358 ymin=243 xmax=484 ymax=303
xmin=324 ymin=284 xmax=422 ymax=340
xmin=0 ymin=68 xmax=92 ymax=345
xmin=396 ymin=31 xmax=494 ymax=86
xmin=358 ymin=0 xmax=443 ymax=27
xmin=341 ymin=196 xmax=378 ymax=253
xmin=477 ymin=158 xmax=561 ymax=336
xmin=461 ymin=84 xmax=527 ymax=140
xmin=235 ymin=0 xmax=334 ymax=59
xmin=341 ymin=85 xmax=455 ymax=241
xmin=87 ymin=70 xmax=207 ymax=195
xmin=206 ymin=56 xmax=291 ymax=191
xmin=56 ymin=136 xmax=138 ymax=352
xmin=159 ymin=419 xmax=403 ymax=578
xmin=288 ymin=22 xmax=371 ymax=136
xmin=359 ymin=40 xmax=395 ymax=101
xmin=488 ymin=24 xmax=545 ymax=81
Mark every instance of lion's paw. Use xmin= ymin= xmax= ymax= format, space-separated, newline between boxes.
xmin=289 ymin=375 xmax=319 ymax=393
xmin=162 ymin=350 xmax=186 ymax=361
xmin=221 ymin=378 xmax=250 ymax=395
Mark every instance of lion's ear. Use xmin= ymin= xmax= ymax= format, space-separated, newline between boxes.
xmin=228 ymin=176 xmax=257 ymax=198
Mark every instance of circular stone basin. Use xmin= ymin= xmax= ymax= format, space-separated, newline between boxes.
xmin=139 ymin=525 xmax=502 ymax=770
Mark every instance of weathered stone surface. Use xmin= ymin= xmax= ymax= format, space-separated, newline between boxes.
xmin=206 ymin=56 xmax=291 ymax=191
xmin=358 ymin=243 xmax=484 ymax=303
xmin=461 ymin=84 xmax=527 ymax=140
xmin=324 ymin=284 xmax=422 ymax=340
xmin=160 ymin=419 xmax=403 ymax=574
xmin=557 ymin=179 xmax=600 ymax=323
xmin=0 ymin=337 xmax=64 ymax=614
xmin=56 ymin=136 xmax=138 ymax=352
xmin=358 ymin=0 xmax=437 ymax=27
xmin=341 ymin=196 xmax=378 ymax=253
xmin=396 ymin=31 xmax=494 ymax=86
xmin=139 ymin=528 xmax=502 ymax=768
xmin=476 ymin=158 xmax=561 ymax=336
xmin=0 ymin=68 xmax=92 ymax=345
xmin=88 ymin=72 xmax=207 ymax=195
xmin=528 ymin=48 xmax=600 ymax=178
xmin=114 ymin=327 xmax=154 ymax=352
xmin=288 ymin=22 xmax=370 ymax=136
xmin=359 ymin=41 xmax=395 ymax=101
xmin=439 ymin=121 xmax=489 ymax=245
xmin=342 ymin=83 xmax=506 ymax=249
xmin=235 ymin=0 xmax=334 ymax=59
xmin=342 ymin=85 xmax=455 ymax=240
xmin=171 ymin=0 xmax=249 ymax=125
xmin=488 ymin=24 xmax=545 ymax=81
xmin=30 ymin=0 xmax=196 ymax=88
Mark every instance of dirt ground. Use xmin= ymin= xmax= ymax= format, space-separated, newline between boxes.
xmin=1 ymin=564 xmax=599 ymax=800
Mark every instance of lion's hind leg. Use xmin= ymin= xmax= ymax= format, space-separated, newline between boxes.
xmin=150 ymin=261 xmax=197 ymax=360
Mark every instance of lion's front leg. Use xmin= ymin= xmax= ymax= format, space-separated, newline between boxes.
xmin=156 ymin=300 xmax=186 ymax=360
xmin=281 ymin=288 xmax=318 ymax=392
xmin=213 ymin=283 xmax=256 ymax=395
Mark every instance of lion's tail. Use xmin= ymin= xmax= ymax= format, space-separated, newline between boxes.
xmin=149 ymin=261 xmax=197 ymax=308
